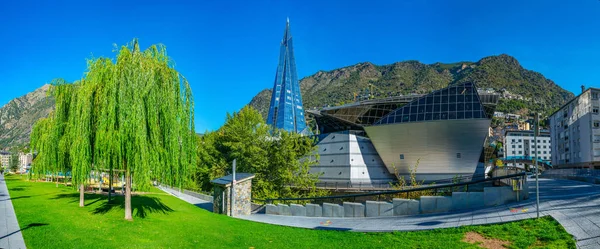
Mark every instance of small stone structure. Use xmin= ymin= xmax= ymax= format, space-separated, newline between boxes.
xmin=211 ymin=173 xmax=255 ymax=216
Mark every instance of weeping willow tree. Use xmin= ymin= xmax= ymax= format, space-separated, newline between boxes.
xmin=30 ymin=80 xmax=74 ymax=185
xmin=31 ymin=39 xmax=196 ymax=220
xmin=92 ymin=39 xmax=196 ymax=220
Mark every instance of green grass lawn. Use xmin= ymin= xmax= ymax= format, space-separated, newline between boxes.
xmin=6 ymin=175 xmax=575 ymax=249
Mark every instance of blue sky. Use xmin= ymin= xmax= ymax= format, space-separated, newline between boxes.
xmin=1 ymin=0 xmax=599 ymax=132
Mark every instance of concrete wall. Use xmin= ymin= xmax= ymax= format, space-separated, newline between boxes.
xmin=265 ymin=185 xmax=527 ymax=218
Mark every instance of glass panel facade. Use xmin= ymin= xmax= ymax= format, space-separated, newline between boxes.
xmin=266 ymin=20 xmax=309 ymax=134
xmin=374 ymin=82 xmax=487 ymax=125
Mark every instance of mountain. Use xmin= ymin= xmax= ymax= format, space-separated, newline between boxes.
xmin=0 ymin=84 xmax=54 ymax=149
xmin=249 ymin=54 xmax=574 ymax=120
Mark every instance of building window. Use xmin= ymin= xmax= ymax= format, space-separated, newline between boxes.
xmin=512 ymin=139 xmax=515 ymax=143
xmin=518 ymin=139 xmax=522 ymax=142
xmin=593 ymin=92 xmax=599 ymax=100
xmin=518 ymin=145 xmax=522 ymax=148
xmin=594 ymin=121 xmax=600 ymax=129
xmin=399 ymin=154 xmax=404 ymax=160
xmin=518 ymin=151 xmax=522 ymax=154
xmin=457 ymin=153 xmax=461 ymax=159
xmin=512 ymin=145 xmax=515 ymax=148
xmin=594 ymin=107 xmax=599 ymax=114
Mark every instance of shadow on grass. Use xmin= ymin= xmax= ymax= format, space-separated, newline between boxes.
xmin=93 ymin=195 xmax=174 ymax=218
xmin=51 ymin=193 xmax=173 ymax=218
xmin=8 ymin=187 xmax=27 ymax=191
xmin=0 ymin=223 xmax=49 ymax=240
xmin=0 ymin=196 xmax=31 ymax=202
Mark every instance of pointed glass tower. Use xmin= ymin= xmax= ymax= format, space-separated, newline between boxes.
xmin=266 ymin=19 xmax=309 ymax=134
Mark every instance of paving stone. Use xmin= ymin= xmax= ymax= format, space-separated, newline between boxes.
xmin=290 ymin=204 xmax=306 ymax=216
xmin=305 ymin=203 xmax=322 ymax=217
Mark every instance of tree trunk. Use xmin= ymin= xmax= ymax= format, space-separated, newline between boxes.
xmin=79 ymin=184 xmax=85 ymax=207
xmin=108 ymin=168 xmax=112 ymax=203
xmin=124 ymin=170 xmax=133 ymax=221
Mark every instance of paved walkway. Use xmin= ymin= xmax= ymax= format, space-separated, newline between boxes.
xmin=164 ymin=178 xmax=600 ymax=249
xmin=0 ymin=174 xmax=26 ymax=249
xmin=158 ymin=186 xmax=213 ymax=212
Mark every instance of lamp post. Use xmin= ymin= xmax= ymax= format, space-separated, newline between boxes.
xmin=534 ymin=113 xmax=540 ymax=219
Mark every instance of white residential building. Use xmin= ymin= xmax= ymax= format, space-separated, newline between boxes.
xmin=0 ymin=151 xmax=10 ymax=168
xmin=504 ymin=130 xmax=551 ymax=168
xmin=19 ymin=152 xmax=33 ymax=172
xmin=549 ymin=87 xmax=600 ymax=169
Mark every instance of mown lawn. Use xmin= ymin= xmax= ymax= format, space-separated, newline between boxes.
xmin=6 ymin=175 xmax=575 ymax=249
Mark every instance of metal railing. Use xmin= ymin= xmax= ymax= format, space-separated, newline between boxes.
xmin=310 ymin=174 xmax=487 ymax=191
xmin=260 ymin=172 xmax=526 ymax=205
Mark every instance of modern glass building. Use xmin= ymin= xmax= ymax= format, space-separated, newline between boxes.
xmin=266 ymin=19 xmax=309 ymax=134
xmin=307 ymin=82 xmax=500 ymax=184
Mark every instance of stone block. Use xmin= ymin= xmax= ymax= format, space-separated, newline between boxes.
xmin=452 ymin=192 xmax=469 ymax=211
xmin=484 ymin=186 xmax=516 ymax=206
xmin=365 ymin=201 xmax=393 ymax=217
xmin=278 ymin=204 xmax=291 ymax=216
xmin=266 ymin=204 xmax=278 ymax=215
xmin=306 ymin=203 xmax=322 ymax=217
xmin=420 ymin=196 xmax=452 ymax=214
xmin=343 ymin=202 xmax=365 ymax=217
xmin=290 ymin=204 xmax=307 ymax=216
xmin=322 ymin=203 xmax=344 ymax=217
xmin=467 ymin=192 xmax=484 ymax=209
xmin=393 ymin=198 xmax=420 ymax=216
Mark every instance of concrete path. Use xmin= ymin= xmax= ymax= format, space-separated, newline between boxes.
xmin=158 ymin=186 xmax=213 ymax=212
xmin=164 ymin=178 xmax=600 ymax=249
xmin=0 ymin=174 xmax=26 ymax=249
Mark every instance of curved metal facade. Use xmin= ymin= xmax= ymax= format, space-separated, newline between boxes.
xmin=364 ymin=119 xmax=491 ymax=182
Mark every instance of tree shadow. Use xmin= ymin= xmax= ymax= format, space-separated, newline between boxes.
xmin=0 ymin=223 xmax=49 ymax=240
xmin=0 ymin=196 xmax=31 ymax=202
xmin=8 ymin=187 xmax=27 ymax=191
xmin=50 ymin=193 xmax=105 ymax=206
xmin=92 ymin=195 xmax=174 ymax=218
xmin=51 ymin=192 xmax=173 ymax=218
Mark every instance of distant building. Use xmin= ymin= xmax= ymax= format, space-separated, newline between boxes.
xmin=0 ymin=151 xmax=10 ymax=168
xmin=506 ymin=113 xmax=521 ymax=120
xmin=549 ymin=87 xmax=600 ymax=169
xmin=504 ymin=130 xmax=551 ymax=168
xmin=518 ymin=121 xmax=531 ymax=131
xmin=493 ymin=112 xmax=506 ymax=118
xmin=19 ymin=152 xmax=33 ymax=172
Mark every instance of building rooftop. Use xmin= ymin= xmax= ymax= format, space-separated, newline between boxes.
xmin=211 ymin=173 xmax=256 ymax=187
xmin=549 ymin=87 xmax=600 ymax=118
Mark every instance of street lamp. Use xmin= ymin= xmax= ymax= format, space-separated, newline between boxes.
xmin=534 ymin=113 xmax=540 ymax=219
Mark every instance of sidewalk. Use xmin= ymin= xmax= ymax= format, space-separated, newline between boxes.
xmin=0 ymin=174 xmax=26 ymax=249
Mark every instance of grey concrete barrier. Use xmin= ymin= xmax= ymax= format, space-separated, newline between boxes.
xmin=467 ymin=192 xmax=485 ymax=209
xmin=365 ymin=201 xmax=393 ymax=217
xmin=420 ymin=196 xmax=452 ymax=214
xmin=278 ymin=204 xmax=291 ymax=216
xmin=343 ymin=202 xmax=365 ymax=217
xmin=393 ymin=198 xmax=420 ymax=216
xmin=451 ymin=192 xmax=468 ymax=210
xmin=290 ymin=204 xmax=306 ymax=216
xmin=322 ymin=203 xmax=344 ymax=217
xmin=306 ymin=203 xmax=322 ymax=217
xmin=266 ymin=204 xmax=279 ymax=215
xmin=484 ymin=186 xmax=516 ymax=206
